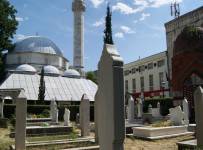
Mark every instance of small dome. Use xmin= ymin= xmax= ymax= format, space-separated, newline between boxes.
xmin=63 ymin=69 xmax=81 ymax=78
xmin=16 ymin=64 xmax=36 ymax=72
xmin=11 ymin=36 xmax=63 ymax=56
xmin=44 ymin=65 xmax=60 ymax=75
xmin=173 ymin=26 xmax=203 ymax=56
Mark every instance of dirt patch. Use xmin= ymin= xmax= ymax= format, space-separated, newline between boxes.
xmin=124 ymin=134 xmax=195 ymax=150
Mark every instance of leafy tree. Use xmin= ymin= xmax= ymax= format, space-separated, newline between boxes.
xmin=103 ymin=3 xmax=114 ymax=45
xmin=0 ymin=0 xmax=18 ymax=82
xmin=0 ymin=0 xmax=18 ymax=52
xmin=85 ymin=71 xmax=98 ymax=84
xmin=38 ymin=67 xmax=46 ymax=104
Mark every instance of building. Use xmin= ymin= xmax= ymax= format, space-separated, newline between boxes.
xmin=0 ymin=0 xmax=97 ymax=103
xmin=165 ymin=6 xmax=203 ymax=122
xmin=124 ymin=51 xmax=169 ymax=99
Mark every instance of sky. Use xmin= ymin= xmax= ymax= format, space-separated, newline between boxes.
xmin=8 ymin=0 xmax=203 ymax=72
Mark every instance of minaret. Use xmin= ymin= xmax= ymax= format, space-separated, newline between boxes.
xmin=72 ymin=0 xmax=86 ymax=77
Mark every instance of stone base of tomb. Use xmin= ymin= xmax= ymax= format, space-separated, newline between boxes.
xmin=132 ymin=125 xmax=192 ymax=140
xmin=177 ymin=139 xmax=203 ymax=150
xmin=10 ymin=125 xmax=73 ymax=137
xmin=0 ymin=118 xmax=8 ymax=128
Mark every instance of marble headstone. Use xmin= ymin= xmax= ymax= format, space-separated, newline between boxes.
xmin=64 ymin=108 xmax=70 ymax=126
xmin=169 ymin=106 xmax=184 ymax=126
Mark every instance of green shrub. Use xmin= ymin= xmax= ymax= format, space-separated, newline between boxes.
xmin=151 ymin=121 xmax=171 ymax=127
xmin=4 ymin=104 xmax=95 ymax=122
xmin=143 ymin=98 xmax=173 ymax=116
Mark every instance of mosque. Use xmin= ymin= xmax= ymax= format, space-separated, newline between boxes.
xmin=0 ymin=0 xmax=97 ymax=104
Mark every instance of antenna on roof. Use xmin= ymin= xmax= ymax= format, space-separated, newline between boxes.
xmin=170 ymin=2 xmax=180 ymax=18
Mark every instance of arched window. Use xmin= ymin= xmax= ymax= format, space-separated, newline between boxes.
xmin=18 ymin=56 xmax=21 ymax=64
xmin=45 ymin=58 xmax=48 ymax=64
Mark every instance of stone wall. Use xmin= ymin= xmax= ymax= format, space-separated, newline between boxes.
xmin=165 ymin=6 xmax=203 ymax=80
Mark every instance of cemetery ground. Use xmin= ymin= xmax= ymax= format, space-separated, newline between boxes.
xmin=0 ymin=124 xmax=195 ymax=150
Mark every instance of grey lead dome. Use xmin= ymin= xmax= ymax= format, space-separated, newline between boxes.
xmin=63 ymin=69 xmax=81 ymax=78
xmin=16 ymin=64 xmax=37 ymax=72
xmin=44 ymin=65 xmax=60 ymax=75
xmin=11 ymin=36 xmax=63 ymax=56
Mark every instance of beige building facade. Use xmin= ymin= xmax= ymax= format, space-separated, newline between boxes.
xmin=124 ymin=51 xmax=169 ymax=99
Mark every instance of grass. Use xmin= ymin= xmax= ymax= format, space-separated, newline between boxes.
xmin=151 ymin=121 xmax=171 ymax=127
xmin=26 ymin=131 xmax=79 ymax=142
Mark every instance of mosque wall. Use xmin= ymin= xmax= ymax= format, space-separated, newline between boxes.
xmin=164 ymin=6 xmax=203 ymax=80
xmin=6 ymin=52 xmax=68 ymax=71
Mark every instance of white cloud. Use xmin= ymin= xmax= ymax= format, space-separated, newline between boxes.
xmin=84 ymin=56 xmax=90 ymax=59
xmin=112 ymin=2 xmax=144 ymax=14
xmin=140 ymin=13 xmax=150 ymax=21
xmin=134 ymin=0 xmax=183 ymax=8
xmin=16 ymin=17 xmax=28 ymax=21
xmin=90 ymin=0 xmax=104 ymax=8
xmin=120 ymin=26 xmax=135 ymax=34
xmin=114 ymin=32 xmax=124 ymax=38
xmin=15 ymin=34 xmax=27 ymax=40
xmin=92 ymin=17 xmax=105 ymax=27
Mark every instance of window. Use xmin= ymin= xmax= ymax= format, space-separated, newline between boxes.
xmin=125 ymin=80 xmax=128 ymax=91
xmin=140 ymin=77 xmax=144 ymax=88
xmin=45 ymin=58 xmax=49 ymax=64
xmin=124 ymin=70 xmax=129 ymax=76
xmin=18 ymin=56 xmax=21 ymax=64
xmin=132 ymin=78 xmax=136 ymax=90
xmin=158 ymin=59 xmax=165 ymax=67
xmin=159 ymin=72 xmax=164 ymax=87
xmin=148 ymin=63 xmax=153 ymax=70
xmin=131 ymin=68 xmax=136 ymax=74
xmin=149 ymin=75 xmax=153 ymax=87
xmin=139 ymin=65 xmax=145 ymax=72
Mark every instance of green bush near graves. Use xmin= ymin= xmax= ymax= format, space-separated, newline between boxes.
xmin=4 ymin=104 xmax=95 ymax=121
xmin=143 ymin=98 xmax=173 ymax=116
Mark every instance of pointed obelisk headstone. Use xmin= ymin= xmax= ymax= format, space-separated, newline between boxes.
xmin=15 ymin=90 xmax=27 ymax=150
xmin=182 ymin=97 xmax=189 ymax=125
xmin=98 ymin=44 xmax=125 ymax=150
xmin=194 ymin=86 xmax=203 ymax=146
xmin=128 ymin=96 xmax=135 ymax=123
xmin=80 ymin=94 xmax=90 ymax=137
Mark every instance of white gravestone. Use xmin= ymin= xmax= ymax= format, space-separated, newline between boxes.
xmin=128 ymin=96 xmax=135 ymax=123
xmin=157 ymin=102 xmax=160 ymax=108
xmin=52 ymin=101 xmax=58 ymax=122
xmin=182 ymin=98 xmax=189 ymax=125
xmin=98 ymin=44 xmax=125 ymax=150
xmin=148 ymin=104 xmax=152 ymax=113
xmin=151 ymin=102 xmax=161 ymax=118
xmin=80 ymin=94 xmax=90 ymax=137
xmin=50 ymin=98 xmax=55 ymax=118
xmin=64 ymin=108 xmax=70 ymax=126
xmin=194 ymin=86 xmax=203 ymax=146
xmin=138 ymin=99 xmax=143 ymax=118
xmin=169 ymin=106 xmax=184 ymax=126
xmin=76 ymin=113 xmax=80 ymax=124
xmin=126 ymin=106 xmax=129 ymax=119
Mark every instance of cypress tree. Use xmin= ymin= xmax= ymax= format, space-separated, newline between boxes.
xmin=38 ymin=67 xmax=45 ymax=104
xmin=104 ymin=3 xmax=114 ymax=45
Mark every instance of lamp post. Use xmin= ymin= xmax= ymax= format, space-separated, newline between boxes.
xmin=161 ymin=81 xmax=165 ymax=98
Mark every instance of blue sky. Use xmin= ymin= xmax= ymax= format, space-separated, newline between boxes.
xmin=8 ymin=0 xmax=203 ymax=71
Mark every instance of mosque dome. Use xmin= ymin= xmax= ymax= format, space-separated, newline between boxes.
xmin=173 ymin=26 xmax=203 ymax=56
xmin=44 ymin=65 xmax=60 ymax=75
xmin=63 ymin=69 xmax=81 ymax=78
xmin=10 ymin=36 xmax=63 ymax=56
xmin=15 ymin=64 xmax=36 ymax=73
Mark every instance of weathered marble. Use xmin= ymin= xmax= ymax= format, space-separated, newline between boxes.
xmin=98 ymin=44 xmax=125 ymax=150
